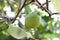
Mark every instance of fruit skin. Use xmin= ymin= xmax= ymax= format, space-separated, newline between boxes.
xmin=25 ymin=12 xmax=40 ymax=30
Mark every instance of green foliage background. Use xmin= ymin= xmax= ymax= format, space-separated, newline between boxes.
xmin=0 ymin=0 xmax=60 ymax=40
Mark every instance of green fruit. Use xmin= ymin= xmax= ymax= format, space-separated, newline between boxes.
xmin=25 ymin=11 xmax=40 ymax=30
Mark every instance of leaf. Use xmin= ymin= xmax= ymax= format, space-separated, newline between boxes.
xmin=51 ymin=0 xmax=60 ymax=13
xmin=43 ymin=33 xmax=55 ymax=40
xmin=0 ymin=0 xmax=5 ymax=6
xmin=18 ymin=21 xmax=24 ymax=28
xmin=47 ymin=19 xmax=54 ymax=29
xmin=42 ymin=16 xmax=49 ymax=22
xmin=5 ymin=36 xmax=17 ymax=40
xmin=0 ymin=22 xmax=7 ymax=31
xmin=7 ymin=24 xmax=27 ymax=39
xmin=0 ymin=0 xmax=5 ymax=14
xmin=43 ymin=33 xmax=60 ymax=40
xmin=25 ymin=5 xmax=32 ymax=14
xmin=0 ymin=31 xmax=8 ymax=40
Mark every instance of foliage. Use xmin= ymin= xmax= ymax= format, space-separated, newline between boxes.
xmin=0 ymin=0 xmax=60 ymax=40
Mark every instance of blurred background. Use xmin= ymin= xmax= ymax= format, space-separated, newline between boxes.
xmin=0 ymin=0 xmax=60 ymax=40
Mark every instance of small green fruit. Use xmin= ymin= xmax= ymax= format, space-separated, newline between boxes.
xmin=25 ymin=11 xmax=40 ymax=30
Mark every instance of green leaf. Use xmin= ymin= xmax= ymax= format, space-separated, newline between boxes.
xmin=25 ymin=5 xmax=32 ymax=14
xmin=0 ymin=0 xmax=5 ymax=14
xmin=0 ymin=22 xmax=7 ymax=31
xmin=0 ymin=31 xmax=8 ymax=40
xmin=36 ymin=24 xmax=45 ymax=33
xmin=51 ymin=0 xmax=60 ymax=13
xmin=7 ymin=24 xmax=27 ymax=39
xmin=5 ymin=36 xmax=17 ymax=40
xmin=42 ymin=16 xmax=49 ymax=22
xmin=43 ymin=33 xmax=60 ymax=40
xmin=18 ymin=21 xmax=23 ymax=28
xmin=47 ymin=19 xmax=54 ymax=29
xmin=43 ymin=33 xmax=55 ymax=40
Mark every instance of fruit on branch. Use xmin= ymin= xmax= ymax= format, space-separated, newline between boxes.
xmin=25 ymin=11 xmax=40 ymax=30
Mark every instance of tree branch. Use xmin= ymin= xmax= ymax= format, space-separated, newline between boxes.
xmin=24 ymin=0 xmax=32 ymax=7
xmin=36 ymin=0 xmax=52 ymax=17
xmin=42 ymin=1 xmax=51 ymax=6
xmin=7 ymin=0 xmax=14 ymax=11
xmin=12 ymin=0 xmax=32 ymax=23
xmin=46 ymin=0 xmax=49 ymax=10
xmin=12 ymin=0 xmax=26 ymax=23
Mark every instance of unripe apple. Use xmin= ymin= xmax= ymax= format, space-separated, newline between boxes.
xmin=25 ymin=11 xmax=40 ymax=30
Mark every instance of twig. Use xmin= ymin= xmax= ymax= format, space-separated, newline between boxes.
xmin=12 ymin=0 xmax=32 ymax=23
xmin=7 ymin=0 xmax=14 ymax=11
xmin=46 ymin=0 xmax=49 ymax=10
xmin=12 ymin=0 xmax=26 ymax=23
xmin=51 ymin=13 xmax=59 ymax=15
xmin=36 ymin=0 xmax=52 ymax=17
xmin=24 ymin=0 xmax=32 ymax=7
xmin=42 ymin=1 xmax=51 ymax=6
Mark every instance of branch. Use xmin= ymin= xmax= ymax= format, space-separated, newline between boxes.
xmin=46 ymin=0 xmax=49 ymax=10
xmin=36 ymin=0 xmax=52 ymax=17
xmin=24 ymin=0 xmax=32 ymax=7
xmin=36 ymin=0 xmax=59 ymax=17
xmin=12 ymin=0 xmax=32 ymax=23
xmin=51 ymin=13 xmax=59 ymax=15
xmin=7 ymin=0 xmax=14 ymax=11
xmin=42 ymin=1 xmax=51 ymax=6
xmin=12 ymin=0 xmax=26 ymax=23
